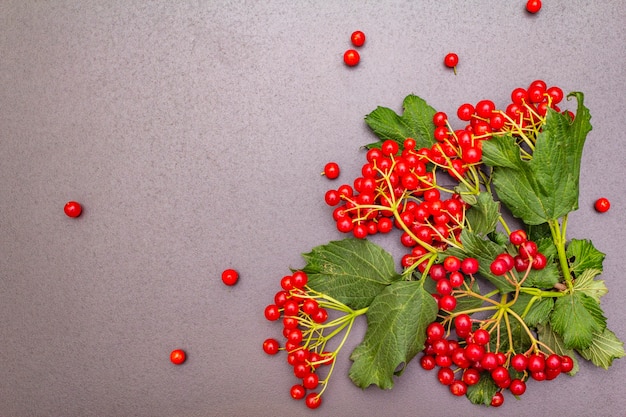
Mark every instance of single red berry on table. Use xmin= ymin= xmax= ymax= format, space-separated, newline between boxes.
xmin=350 ymin=30 xmax=366 ymax=47
xmin=170 ymin=349 xmax=186 ymax=365
xmin=64 ymin=201 xmax=82 ymax=218
xmin=323 ymin=162 xmax=340 ymax=179
xmin=343 ymin=49 xmax=360 ymax=66
xmin=526 ymin=0 xmax=542 ymax=13
xmin=221 ymin=268 xmax=239 ymax=286
xmin=444 ymin=53 xmax=458 ymax=74
xmin=594 ymin=197 xmax=610 ymax=213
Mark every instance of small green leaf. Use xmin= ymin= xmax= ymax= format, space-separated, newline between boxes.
xmin=550 ymin=292 xmax=606 ymax=350
xmin=537 ymin=322 xmax=579 ymax=375
xmin=464 ymin=192 xmax=500 ymax=236
xmin=566 ymin=239 xmax=605 ymax=277
xmin=573 ymin=268 xmax=607 ymax=302
xmin=578 ymin=327 xmax=625 ymax=369
xmin=482 ymin=92 xmax=592 ymax=225
xmin=466 ymin=374 xmax=498 ymax=406
xmin=364 ymin=94 xmax=437 ymax=149
xmin=302 ymin=238 xmax=401 ymax=309
xmin=349 ymin=281 xmax=438 ymax=389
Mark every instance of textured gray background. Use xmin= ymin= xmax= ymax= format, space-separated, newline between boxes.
xmin=1 ymin=1 xmax=625 ymax=416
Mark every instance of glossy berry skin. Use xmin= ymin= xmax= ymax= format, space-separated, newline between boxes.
xmin=305 ymin=393 xmax=322 ymax=409
xmin=170 ymin=349 xmax=186 ymax=365
xmin=526 ymin=0 xmax=542 ymax=13
xmin=444 ymin=53 xmax=458 ymax=69
xmin=64 ymin=201 xmax=82 ymax=218
xmin=323 ymin=162 xmax=340 ymax=179
xmin=262 ymin=339 xmax=280 ymax=355
xmin=221 ymin=269 xmax=239 ymax=286
xmin=343 ymin=49 xmax=360 ymax=66
xmin=350 ymin=30 xmax=366 ymax=47
xmin=594 ymin=197 xmax=610 ymax=213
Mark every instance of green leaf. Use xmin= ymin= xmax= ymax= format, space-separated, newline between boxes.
xmin=550 ymin=292 xmax=606 ymax=350
xmin=464 ymin=192 xmax=500 ymax=236
xmin=364 ymin=94 xmax=437 ymax=149
xmin=481 ymin=92 xmax=592 ymax=225
xmin=349 ymin=281 xmax=438 ymax=389
xmin=566 ymin=239 xmax=605 ymax=277
xmin=491 ymin=313 xmax=532 ymax=353
xmin=573 ymin=268 xmax=607 ymax=302
xmin=448 ymin=230 xmax=515 ymax=293
xmin=302 ymin=238 xmax=401 ymax=309
xmin=466 ymin=374 xmax=498 ymax=406
xmin=578 ymin=327 xmax=625 ymax=369
xmin=537 ymin=322 xmax=579 ymax=375
xmin=510 ymin=292 xmax=554 ymax=327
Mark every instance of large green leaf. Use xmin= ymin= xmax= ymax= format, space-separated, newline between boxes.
xmin=510 ymin=292 xmax=554 ymax=327
xmin=482 ymin=92 xmax=592 ymax=225
xmin=578 ymin=327 xmax=625 ymax=369
xmin=364 ymin=94 xmax=437 ymax=149
xmin=302 ymin=238 xmax=401 ymax=309
xmin=550 ymin=292 xmax=606 ymax=350
xmin=348 ymin=281 xmax=438 ymax=389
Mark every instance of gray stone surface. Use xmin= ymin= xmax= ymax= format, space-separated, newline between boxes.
xmin=1 ymin=1 xmax=625 ymax=416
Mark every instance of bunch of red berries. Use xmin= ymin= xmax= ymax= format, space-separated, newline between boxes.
xmin=263 ymin=270 xmax=363 ymax=409
xmin=421 ymin=318 xmax=574 ymax=407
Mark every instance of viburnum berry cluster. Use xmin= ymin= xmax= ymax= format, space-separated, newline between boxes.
xmin=263 ymin=270 xmax=366 ymax=409
xmin=263 ymin=81 xmax=623 ymax=409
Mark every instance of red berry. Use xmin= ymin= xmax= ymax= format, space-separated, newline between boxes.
xmin=444 ymin=53 xmax=458 ymax=73
xmin=461 ymin=258 xmax=479 ymax=274
xmin=491 ymin=392 xmax=504 ymax=407
xmin=305 ymin=393 xmax=322 ymax=409
xmin=350 ymin=30 xmax=366 ymax=47
xmin=221 ymin=269 xmax=239 ymax=286
xmin=594 ymin=197 xmax=610 ymax=213
xmin=509 ymin=379 xmax=526 ymax=396
xmin=509 ymin=229 xmax=527 ymax=245
xmin=64 ymin=201 xmax=82 ymax=218
xmin=290 ymin=384 xmax=306 ymax=400
xmin=323 ymin=162 xmax=340 ymax=179
xmin=343 ymin=49 xmax=360 ymax=66
xmin=262 ymin=339 xmax=280 ymax=355
xmin=526 ymin=0 xmax=542 ymax=14
xmin=170 ymin=349 xmax=186 ymax=364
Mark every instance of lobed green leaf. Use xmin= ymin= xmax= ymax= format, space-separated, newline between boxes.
xmin=364 ymin=94 xmax=437 ymax=149
xmin=348 ymin=281 xmax=438 ymax=389
xmin=464 ymin=192 xmax=500 ymax=236
xmin=578 ymin=327 xmax=626 ymax=369
xmin=466 ymin=375 xmax=498 ymax=406
xmin=567 ymin=239 xmax=605 ymax=277
xmin=481 ymin=92 xmax=592 ymax=225
xmin=302 ymin=238 xmax=401 ymax=309
xmin=573 ymin=268 xmax=607 ymax=302
xmin=550 ymin=292 xmax=606 ymax=350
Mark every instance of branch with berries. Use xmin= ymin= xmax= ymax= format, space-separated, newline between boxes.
xmin=263 ymin=82 xmax=624 ymax=409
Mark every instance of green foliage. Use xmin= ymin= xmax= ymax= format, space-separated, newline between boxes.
xmin=482 ymin=92 xmax=592 ymax=225
xmin=303 ymin=238 xmax=401 ymax=309
xmin=578 ymin=328 xmax=626 ymax=369
xmin=537 ymin=322 xmax=579 ymax=375
xmin=550 ymin=292 xmax=607 ymax=350
xmin=349 ymin=281 xmax=438 ymax=389
xmin=466 ymin=375 xmax=498 ymax=406
xmin=464 ymin=192 xmax=500 ymax=236
xmin=567 ymin=239 xmax=605 ymax=277
xmin=364 ymin=94 xmax=437 ymax=149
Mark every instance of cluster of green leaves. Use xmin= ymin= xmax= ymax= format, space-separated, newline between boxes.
xmin=301 ymin=92 xmax=623 ymax=394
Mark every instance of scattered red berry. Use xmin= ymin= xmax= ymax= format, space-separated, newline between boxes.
xmin=323 ymin=162 xmax=340 ymax=179
xmin=594 ymin=197 xmax=610 ymax=213
xmin=343 ymin=49 xmax=360 ymax=67
xmin=170 ymin=349 xmax=186 ymax=365
xmin=64 ymin=201 xmax=82 ymax=218
xmin=221 ymin=268 xmax=239 ymax=286
xmin=350 ymin=30 xmax=366 ymax=47
xmin=444 ymin=53 xmax=458 ymax=74
xmin=526 ymin=0 xmax=542 ymax=14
